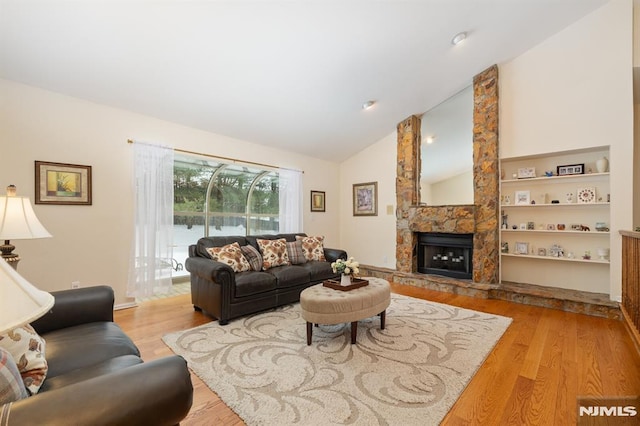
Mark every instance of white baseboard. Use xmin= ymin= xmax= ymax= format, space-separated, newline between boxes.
xmin=114 ymin=301 xmax=138 ymax=310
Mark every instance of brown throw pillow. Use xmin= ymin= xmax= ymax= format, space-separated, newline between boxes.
xmin=286 ymin=241 xmax=307 ymax=265
xmin=257 ymin=238 xmax=290 ymax=270
xmin=206 ymin=242 xmax=252 ymax=273
xmin=295 ymin=235 xmax=326 ymax=262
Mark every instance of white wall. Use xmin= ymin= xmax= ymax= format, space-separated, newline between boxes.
xmin=500 ymin=0 xmax=634 ymax=300
xmin=0 ymin=79 xmax=340 ymax=305
xmin=339 ymin=131 xmax=397 ymax=269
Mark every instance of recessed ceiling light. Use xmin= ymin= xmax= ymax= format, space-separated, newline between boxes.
xmin=451 ymin=32 xmax=467 ymax=45
xmin=425 ymin=136 xmax=435 ymax=144
xmin=362 ymin=100 xmax=376 ymax=110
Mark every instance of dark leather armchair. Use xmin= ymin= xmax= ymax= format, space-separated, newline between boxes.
xmin=3 ymin=286 xmax=193 ymax=426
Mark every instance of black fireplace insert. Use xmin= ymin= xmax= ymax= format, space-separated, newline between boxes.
xmin=417 ymin=232 xmax=473 ymax=279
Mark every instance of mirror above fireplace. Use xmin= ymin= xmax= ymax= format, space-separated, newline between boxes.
xmin=419 ymin=85 xmax=473 ymax=206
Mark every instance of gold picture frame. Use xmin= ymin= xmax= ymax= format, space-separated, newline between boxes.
xmin=310 ymin=190 xmax=325 ymax=212
xmin=35 ymin=161 xmax=92 ymax=205
xmin=353 ymin=182 xmax=377 ymax=216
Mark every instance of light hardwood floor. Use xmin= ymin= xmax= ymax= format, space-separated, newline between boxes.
xmin=114 ymin=283 xmax=640 ymax=425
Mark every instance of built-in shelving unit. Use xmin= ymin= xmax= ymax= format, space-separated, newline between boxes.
xmin=500 ymin=146 xmax=611 ymax=294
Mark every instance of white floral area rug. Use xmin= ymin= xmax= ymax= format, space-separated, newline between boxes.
xmin=163 ymin=293 xmax=512 ymax=426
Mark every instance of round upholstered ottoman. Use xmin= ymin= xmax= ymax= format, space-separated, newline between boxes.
xmin=300 ymin=277 xmax=391 ymax=345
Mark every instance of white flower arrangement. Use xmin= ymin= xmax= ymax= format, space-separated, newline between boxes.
xmin=331 ymin=257 xmax=360 ymax=276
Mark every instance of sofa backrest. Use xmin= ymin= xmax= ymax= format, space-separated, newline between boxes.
xmin=192 ymin=233 xmax=307 ymax=258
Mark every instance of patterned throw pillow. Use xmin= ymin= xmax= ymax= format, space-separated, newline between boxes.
xmin=0 ymin=325 xmax=48 ymax=395
xmin=295 ymin=235 xmax=326 ymax=261
xmin=240 ymin=245 xmax=263 ymax=271
xmin=257 ymin=238 xmax=290 ymax=270
xmin=206 ymin=242 xmax=252 ymax=273
xmin=286 ymin=241 xmax=307 ymax=265
xmin=0 ymin=347 xmax=28 ymax=404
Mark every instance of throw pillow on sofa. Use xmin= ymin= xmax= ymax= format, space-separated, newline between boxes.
xmin=0 ymin=347 xmax=29 ymax=405
xmin=257 ymin=238 xmax=290 ymax=270
xmin=286 ymin=241 xmax=307 ymax=265
xmin=295 ymin=235 xmax=326 ymax=262
xmin=240 ymin=245 xmax=263 ymax=271
xmin=206 ymin=242 xmax=252 ymax=273
xmin=0 ymin=325 xmax=47 ymax=395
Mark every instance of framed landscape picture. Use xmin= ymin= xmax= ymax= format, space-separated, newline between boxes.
xmin=310 ymin=190 xmax=325 ymax=212
xmin=35 ymin=161 xmax=92 ymax=205
xmin=353 ymin=182 xmax=377 ymax=216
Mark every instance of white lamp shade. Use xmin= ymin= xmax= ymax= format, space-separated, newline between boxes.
xmin=0 ymin=257 xmax=54 ymax=335
xmin=0 ymin=196 xmax=52 ymax=239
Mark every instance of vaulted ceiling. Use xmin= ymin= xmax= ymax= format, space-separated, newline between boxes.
xmin=0 ymin=0 xmax=608 ymax=162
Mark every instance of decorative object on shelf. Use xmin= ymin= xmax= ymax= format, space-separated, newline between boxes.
xmin=527 ymin=222 xmax=535 ymax=230
xmin=551 ymin=200 xmax=560 ymax=204
xmin=565 ymin=192 xmax=574 ymax=203
xmin=537 ymin=248 xmax=547 ymax=256
xmin=310 ymin=190 xmax=325 ymax=212
xmin=352 ymin=182 xmax=377 ymax=216
xmin=517 ymin=167 xmax=536 ymax=179
xmin=557 ymin=224 xmax=565 ymax=230
xmin=576 ymin=187 xmax=596 ymax=204
xmin=519 ymin=223 xmax=526 ymax=230
xmin=557 ymin=163 xmax=584 ymax=176
xmin=596 ymin=248 xmax=609 ymax=260
xmin=330 ymin=257 xmax=360 ymax=286
xmin=595 ymin=222 xmax=609 ymax=232
xmin=549 ymin=244 xmax=564 ymax=257
xmin=35 ymin=161 xmax=92 ymax=205
xmin=514 ymin=242 xmax=529 ymax=254
xmin=567 ymin=251 xmax=575 ymax=259
xmin=501 ymin=211 xmax=508 ymax=229
xmin=501 ymin=242 xmax=509 ymax=253
xmin=544 ymin=171 xmax=554 ymax=177
xmin=596 ymin=156 xmax=609 ymax=173
xmin=582 ymin=251 xmax=591 ymax=260
xmin=503 ymin=195 xmax=511 ymax=205
xmin=547 ymin=224 xmax=556 ymax=231
xmin=515 ymin=190 xmax=530 ymax=205
xmin=512 ymin=225 xmax=517 ymax=230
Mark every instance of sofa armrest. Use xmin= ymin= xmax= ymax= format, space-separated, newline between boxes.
xmin=5 ymin=356 xmax=193 ymax=426
xmin=324 ymin=248 xmax=347 ymax=263
xmin=31 ymin=286 xmax=115 ymax=335
xmin=185 ymin=257 xmax=235 ymax=286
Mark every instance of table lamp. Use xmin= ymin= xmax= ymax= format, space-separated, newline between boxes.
xmin=0 ymin=185 xmax=52 ymax=270
xmin=0 ymin=255 xmax=54 ymax=335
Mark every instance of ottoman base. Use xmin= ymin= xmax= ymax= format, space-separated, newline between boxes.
xmin=306 ymin=310 xmax=386 ymax=345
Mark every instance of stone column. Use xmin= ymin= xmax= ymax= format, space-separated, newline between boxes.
xmin=472 ymin=65 xmax=499 ymax=283
xmin=396 ymin=115 xmax=420 ymax=273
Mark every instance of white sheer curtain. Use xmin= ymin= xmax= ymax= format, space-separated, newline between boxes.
xmin=278 ymin=169 xmax=303 ymax=233
xmin=127 ymin=141 xmax=174 ymax=298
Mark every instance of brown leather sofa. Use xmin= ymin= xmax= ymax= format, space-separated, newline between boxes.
xmin=186 ymin=233 xmax=347 ymax=325
xmin=3 ymin=286 xmax=193 ymax=426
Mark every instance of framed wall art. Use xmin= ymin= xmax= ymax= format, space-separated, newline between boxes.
xmin=517 ymin=167 xmax=536 ymax=179
xmin=514 ymin=190 xmax=531 ymax=205
xmin=514 ymin=242 xmax=529 ymax=255
xmin=35 ymin=161 xmax=92 ymax=205
xmin=353 ymin=182 xmax=377 ymax=216
xmin=310 ymin=190 xmax=325 ymax=212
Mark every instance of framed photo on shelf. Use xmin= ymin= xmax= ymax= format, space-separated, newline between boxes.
xmin=515 ymin=190 xmax=531 ymax=205
xmin=557 ymin=163 xmax=584 ymax=176
xmin=310 ymin=190 xmax=325 ymax=212
xmin=353 ymin=182 xmax=377 ymax=216
xmin=35 ymin=161 xmax=92 ymax=205
xmin=517 ymin=167 xmax=536 ymax=179
xmin=514 ymin=242 xmax=529 ymax=255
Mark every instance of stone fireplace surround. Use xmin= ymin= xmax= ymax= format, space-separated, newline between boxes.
xmin=358 ymin=64 xmax=619 ymax=319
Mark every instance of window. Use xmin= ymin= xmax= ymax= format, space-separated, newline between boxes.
xmin=173 ymin=154 xmax=280 ymax=274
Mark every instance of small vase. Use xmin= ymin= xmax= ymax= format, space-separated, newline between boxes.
xmin=340 ymin=274 xmax=351 ymax=286
xmin=596 ymin=157 xmax=609 ymax=173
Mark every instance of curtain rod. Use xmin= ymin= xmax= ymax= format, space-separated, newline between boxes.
xmin=127 ymin=139 xmax=304 ymax=173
